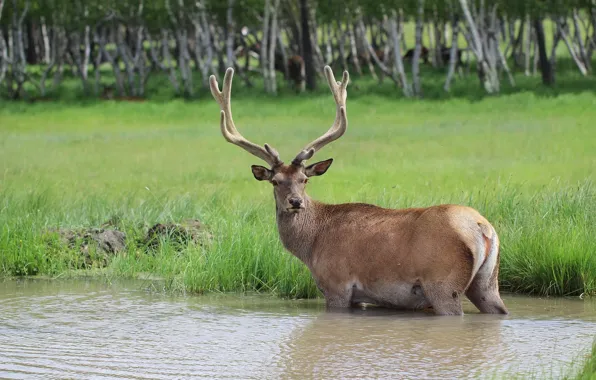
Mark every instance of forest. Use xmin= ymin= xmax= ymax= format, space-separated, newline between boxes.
xmin=0 ymin=0 xmax=595 ymax=100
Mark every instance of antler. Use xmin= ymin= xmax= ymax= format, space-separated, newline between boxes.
xmin=292 ymin=65 xmax=349 ymax=166
xmin=210 ymin=68 xmax=281 ymax=167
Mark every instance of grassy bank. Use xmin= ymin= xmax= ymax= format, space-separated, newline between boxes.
xmin=1 ymin=75 xmax=595 ymax=298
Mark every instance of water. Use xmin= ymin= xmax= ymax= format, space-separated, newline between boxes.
xmin=0 ymin=279 xmax=594 ymax=380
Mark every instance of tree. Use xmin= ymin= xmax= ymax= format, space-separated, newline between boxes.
xmin=534 ymin=17 xmax=554 ymax=85
xmin=300 ymin=0 xmax=316 ymax=90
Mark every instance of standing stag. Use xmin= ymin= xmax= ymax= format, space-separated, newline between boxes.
xmin=209 ymin=66 xmax=508 ymax=316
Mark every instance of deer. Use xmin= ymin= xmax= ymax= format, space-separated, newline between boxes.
xmin=208 ymin=66 xmax=508 ymax=316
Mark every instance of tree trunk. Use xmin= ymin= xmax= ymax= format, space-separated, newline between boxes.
xmin=300 ymin=0 xmax=315 ymax=90
xmin=147 ymin=30 xmax=180 ymax=94
xmin=347 ymin=20 xmax=362 ymax=75
xmin=25 ymin=21 xmax=38 ymax=64
xmin=524 ymin=14 xmax=531 ymax=76
xmin=444 ymin=15 xmax=459 ymax=91
xmin=572 ymin=9 xmax=591 ymax=73
xmin=277 ymin=30 xmax=289 ymax=81
xmin=309 ymin=8 xmax=325 ymax=74
xmin=412 ymin=0 xmax=424 ymax=97
xmin=197 ymin=1 xmax=216 ymax=83
xmin=226 ymin=0 xmax=235 ymax=69
xmin=335 ymin=20 xmax=348 ymax=72
xmin=511 ymin=16 xmax=525 ymax=68
xmin=0 ymin=28 xmax=8 ymax=84
xmin=261 ymin=0 xmax=271 ymax=92
xmin=9 ymin=0 xmax=30 ymax=99
xmin=358 ymin=12 xmax=396 ymax=85
xmin=558 ymin=18 xmax=589 ymax=76
xmin=535 ymin=18 xmax=553 ymax=85
xmin=324 ymin=23 xmax=332 ymax=65
xmin=355 ymin=15 xmax=377 ymax=80
xmin=459 ymin=0 xmax=499 ymax=94
xmin=387 ymin=9 xmax=411 ymax=97
xmin=268 ymin=0 xmax=280 ymax=94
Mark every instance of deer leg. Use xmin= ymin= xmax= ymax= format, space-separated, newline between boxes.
xmin=465 ymin=267 xmax=508 ymax=315
xmin=323 ymin=287 xmax=354 ymax=309
xmin=465 ymin=234 xmax=509 ymax=315
xmin=421 ymin=283 xmax=464 ymax=316
xmin=466 ymin=287 xmax=508 ymax=315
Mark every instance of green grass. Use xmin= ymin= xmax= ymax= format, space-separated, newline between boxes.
xmin=1 ymin=66 xmax=595 ymax=299
xmin=572 ymin=341 xmax=596 ymax=380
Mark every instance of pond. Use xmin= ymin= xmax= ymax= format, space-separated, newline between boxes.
xmin=0 ymin=279 xmax=594 ymax=379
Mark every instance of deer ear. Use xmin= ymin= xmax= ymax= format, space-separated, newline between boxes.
xmin=305 ymin=159 xmax=333 ymax=177
xmin=251 ymin=165 xmax=272 ymax=181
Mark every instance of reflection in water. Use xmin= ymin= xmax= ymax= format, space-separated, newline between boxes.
xmin=277 ymin=302 xmax=595 ymax=379
xmin=0 ymin=279 xmax=594 ymax=379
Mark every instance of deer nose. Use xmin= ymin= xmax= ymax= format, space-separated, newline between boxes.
xmin=289 ymin=198 xmax=303 ymax=208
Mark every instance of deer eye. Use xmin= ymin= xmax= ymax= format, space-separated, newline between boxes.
xmin=303 ymin=178 xmax=309 ymax=184
xmin=271 ymin=180 xmax=279 ymax=186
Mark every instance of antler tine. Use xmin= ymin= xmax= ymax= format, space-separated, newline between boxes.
xmin=293 ymin=65 xmax=349 ymax=165
xmin=209 ymin=68 xmax=281 ymax=167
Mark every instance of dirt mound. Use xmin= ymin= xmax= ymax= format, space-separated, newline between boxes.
xmin=142 ymin=219 xmax=212 ymax=250
xmin=46 ymin=227 xmax=126 ymax=267
xmin=43 ymin=218 xmax=211 ymax=267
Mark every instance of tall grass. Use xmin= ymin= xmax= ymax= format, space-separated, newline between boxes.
xmin=1 ymin=73 xmax=595 ymax=298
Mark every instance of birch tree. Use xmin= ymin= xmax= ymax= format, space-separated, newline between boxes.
xmin=411 ymin=0 xmax=424 ymax=97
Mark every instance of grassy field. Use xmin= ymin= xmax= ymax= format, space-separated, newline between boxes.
xmin=1 ymin=67 xmax=595 ymax=299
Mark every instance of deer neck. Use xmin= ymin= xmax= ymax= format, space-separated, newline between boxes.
xmin=275 ymin=196 xmax=321 ymax=266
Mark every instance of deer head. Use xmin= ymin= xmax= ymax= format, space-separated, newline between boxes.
xmin=209 ymin=66 xmax=349 ymax=214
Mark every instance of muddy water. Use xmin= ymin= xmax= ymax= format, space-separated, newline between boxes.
xmin=0 ymin=280 xmax=594 ymax=380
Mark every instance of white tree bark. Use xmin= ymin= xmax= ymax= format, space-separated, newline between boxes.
xmin=497 ymin=36 xmax=515 ymax=87
xmin=444 ymin=16 xmax=459 ymax=91
xmin=558 ymin=18 xmax=589 ymax=75
xmin=524 ymin=14 xmax=531 ymax=76
xmin=267 ymin=0 xmax=280 ymax=94
xmin=261 ymin=0 xmax=271 ymax=92
xmin=573 ymin=9 xmax=591 ymax=73
xmin=115 ymin=27 xmax=135 ymax=95
xmin=355 ymin=14 xmax=377 ymax=80
xmin=459 ymin=0 xmax=499 ymax=94
xmin=98 ymin=27 xmax=125 ymax=96
xmin=40 ymin=17 xmax=50 ymax=64
xmin=324 ymin=23 xmax=333 ymax=65
xmin=347 ymin=19 xmax=362 ymax=75
xmin=335 ymin=20 xmax=348 ymax=72
xmin=358 ymin=13 xmax=396 ymax=85
xmin=412 ymin=0 xmax=424 ymax=97
xmin=40 ymin=24 xmax=62 ymax=96
xmin=9 ymin=0 xmax=30 ymax=98
xmin=147 ymin=30 xmax=180 ymax=94
xmin=387 ymin=9 xmax=411 ymax=97
xmin=197 ymin=0 xmax=216 ymax=84
xmin=0 ymin=29 xmax=7 ymax=84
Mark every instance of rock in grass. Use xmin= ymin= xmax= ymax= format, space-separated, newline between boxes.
xmin=44 ymin=227 xmax=126 ymax=267
xmin=142 ymin=219 xmax=211 ymax=250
